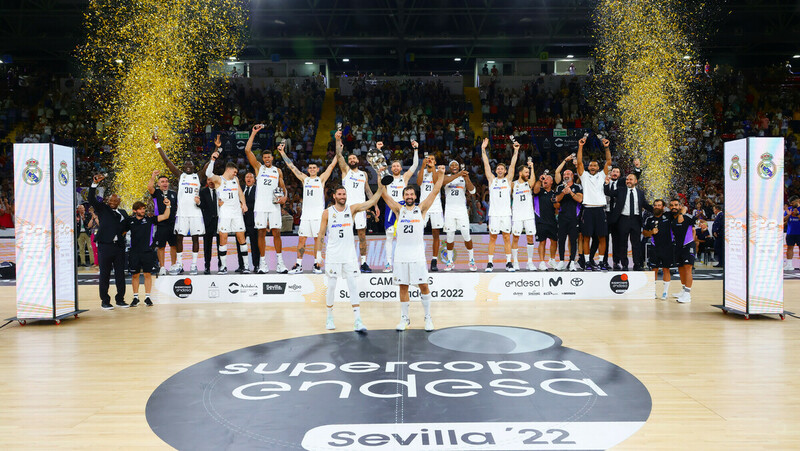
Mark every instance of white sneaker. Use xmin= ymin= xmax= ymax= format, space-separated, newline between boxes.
xmin=384 ymin=262 xmax=393 ymax=273
xmin=676 ymin=292 xmax=692 ymax=303
xmin=354 ymin=318 xmax=367 ymax=332
xmin=513 ymin=260 xmax=520 ymax=271
xmin=242 ymin=265 xmax=251 ymax=274
xmin=396 ymin=315 xmax=410 ymax=331
xmin=189 ymin=264 xmax=198 ymax=275
xmin=259 ymin=258 xmax=268 ymax=273
xmin=672 ymin=291 xmax=681 ymax=298
xmin=424 ymin=315 xmax=434 ymax=332
xmin=527 ymin=261 xmax=535 ymax=271
xmin=326 ymin=316 xmax=335 ymax=330
xmin=539 ymin=261 xmax=548 ymax=271
xmin=170 ymin=263 xmax=183 ymax=275
xmin=784 ymin=261 xmax=795 ymax=271
xmin=158 ymin=267 xmax=167 ymax=276
xmin=485 ymin=262 xmax=494 ymax=272
xmin=289 ymin=264 xmax=303 ymax=274
xmin=548 ymin=258 xmax=558 ymax=269
xmin=313 ymin=263 xmax=323 ymax=274
xmin=569 ymin=261 xmax=578 ymax=271
xmin=661 ymin=291 xmax=668 ymax=300
xmin=469 ymin=260 xmax=477 ymax=272
xmin=276 ymin=261 xmax=288 ymax=274
xmin=218 ymin=266 xmax=227 ymax=275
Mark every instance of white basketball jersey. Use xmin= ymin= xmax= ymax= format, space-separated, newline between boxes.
xmin=255 ymin=165 xmax=280 ymax=213
xmin=488 ymin=178 xmax=511 ymax=217
xmin=394 ymin=206 xmax=425 ymax=263
xmin=512 ymin=180 xmax=535 ymax=221
xmin=387 ymin=175 xmax=406 ymax=204
xmin=301 ymin=176 xmax=324 ymax=219
xmin=420 ymin=170 xmax=442 ymax=213
xmin=176 ymin=173 xmax=202 ymax=218
xmin=325 ymin=206 xmax=356 ymax=264
xmin=216 ymin=176 xmax=241 ymax=216
xmin=343 ymin=169 xmax=367 ymax=205
xmin=445 ymin=176 xmax=467 ymax=214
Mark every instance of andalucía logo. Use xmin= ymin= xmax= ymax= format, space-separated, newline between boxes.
xmin=172 ymin=278 xmax=192 ymax=298
xmin=146 ymin=326 xmax=651 ymax=450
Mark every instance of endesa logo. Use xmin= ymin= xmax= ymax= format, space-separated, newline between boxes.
xmin=172 ymin=278 xmax=193 ymax=298
xmin=610 ymin=274 xmax=630 ymax=294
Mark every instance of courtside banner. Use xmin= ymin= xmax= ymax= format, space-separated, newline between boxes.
xmin=14 ymin=144 xmax=56 ymax=319
xmin=52 ymin=144 xmax=77 ymax=316
xmin=152 ymin=272 xmax=654 ymax=303
xmin=723 ymin=139 xmax=748 ymax=312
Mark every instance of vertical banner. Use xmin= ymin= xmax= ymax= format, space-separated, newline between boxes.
xmin=746 ymin=138 xmax=783 ymax=314
xmin=723 ymin=140 xmax=747 ymax=312
xmin=13 ymin=143 xmax=78 ymax=320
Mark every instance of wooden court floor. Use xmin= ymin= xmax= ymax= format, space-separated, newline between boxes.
xmin=1 ymin=280 xmax=799 ymax=450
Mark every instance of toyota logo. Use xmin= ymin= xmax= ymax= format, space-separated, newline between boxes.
xmin=570 ymin=277 xmax=584 ymax=287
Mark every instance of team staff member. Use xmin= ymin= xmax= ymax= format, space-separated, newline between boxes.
xmin=554 ymin=169 xmax=583 ymax=271
xmin=199 ymin=178 xmax=221 ymax=274
xmin=480 ymin=137 xmax=519 ymax=271
xmin=378 ymin=167 xmax=446 ymax=332
xmin=576 ymin=136 xmax=612 ymax=271
xmin=239 ymin=173 xmax=260 ymax=272
xmin=601 ymin=166 xmax=622 ymax=268
xmin=88 ymin=174 xmax=129 ymax=310
xmin=315 ymin=185 xmax=383 ymax=331
xmin=669 ymin=199 xmax=695 ymax=304
xmin=417 ymin=154 xmax=444 ymax=271
xmin=642 ymin=199 xmax=673 ymax=299
xmin=127 ymin=199 xmax=172 ymax=306
xmin=147 ymin=170 xmax=178 ymax=275
xmin=533 ymin=173 xmax=558 ymax=270
xmin=712 ymin=205 xmax=724 ymax=268
xmin=607 ymin=173 xmax=652 ymax=270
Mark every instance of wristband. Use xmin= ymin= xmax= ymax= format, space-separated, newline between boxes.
xmin=155 ymin=143 xmax=162 ymax=149
xmin=468 ymin=188 xmax=476 ymax=195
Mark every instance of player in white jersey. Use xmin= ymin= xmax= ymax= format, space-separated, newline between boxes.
xmin=152 ymin=134 xmax=204 ymax=275
xmin=278 ymin=146 xmax=338 ymax=274
xmin=205 ymin=151 xmax=250 ymax=274
xmin=442 ymin=161 xmax=477 ymax=272
xmin=315 ymin=185 xmax=383 ymax=332
xmin=335 ymin=130 xmax=379 ymax=273
xmin=245 ymin=124 xmax=289 ymax=274
xmin=378 ymin=166 xmax=446 ymax=332
xmin=512 ymin=159 xmax=538 ymax=271
xmin=576 ymin=135 xmax=612 ymax=271
xmin=381 ymin=140 xmax=419 ymax=273
xmin=480 ymin=137 xmax=519 ymax=272
xmin=416 ymin=154 xmax=444 ymax=272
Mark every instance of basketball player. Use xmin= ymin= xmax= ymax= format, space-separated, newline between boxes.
xmin=416 ymin=154 xmax=444 ymax=271
xmin=335 ymin=130 xmax=379 ymax=273
xmin=554 ymin=169 xmax=583 ymax=271
xmin=245 ymin=124 xmax=288 ymax=274
xmin=381 ymin=140 xmax=420 ymax=272
xmin=576 ymin=136 xmax=612 ymax=271
xmin=378 ymin=167 xmax=446 ymax=331
xmin=442 ymin=160 xmax=478 ymax=272
xmin=146 ymin=170 xmax=178 ymax=276
xmin=315 ymin=185 xmax=383 ymax=331
xmin=279 ymin=147 xmax=337 ymax=273
xmin=152 ymin=134 xmax=204 ymax=275
xmin=480 ymin=137 xmax=519 ymax=271
xmin=126 ymin=199 xmax=173 ymax=306
xmin=533 ymin=173 xmax=559 ymax=270
xmin=205 ymin=151 xmax=250 ymax=274
xmin=669 ymin=199 xmax=695 ymax=303
xmin=642 ymin=199 xmax=673 ymax=299
xmin=512 ymin=158 xmax=538 ymax=271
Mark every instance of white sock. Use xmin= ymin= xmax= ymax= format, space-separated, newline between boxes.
xmin=361 ymin=255 xmax=367 ymax=264
xmin=663 ymin=281 xmax=670 ymax=293
xmin=326 ymin=305 xmax=334 ymax=317
xmin=133 ymin=293 xmax=139 ymax=298
xmin=296 ymin=258 xmax=302 ymax=266
xmin=420 ymin=293 xmax=432 ymax=316
xmin=192 ymin=252 xmax=198 ymax=264
xmin=145 ymin=293 xmax=150 ymax=298
xmin=527 ymin=244 xmax=534 ymax=262
xmin=468 ymin=248 xmax=474 ymax=260
xmin=176 ymin=252 xmax=183 ymax=264
xmin=512 ymin=249 xmax=518 ymax=262
xmin=584 ymin=254 xmax=590 ymax=263
xmin=401 ymin=302 xmax=410 ymax=317
xmin=684 ymin=286 xmax=691 ymax=293
xmin=352 ymin=305 xmax=361 ymax=320
xmin=506 ymin=254 xmax=512 ymax=263
xmin=385 ymin=235 xmax=393 ymax=263
xmin=276 ymin=253 xmax=283 ymax=265
xmin=488 ymin=254 xmax=494 ymax=264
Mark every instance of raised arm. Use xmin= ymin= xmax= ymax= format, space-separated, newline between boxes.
xmin=480 ymin=138 xmax=494 ymax=184
xmin=526 ymin=160 xmax=536 ymax=188
xmin=244 ymin=125 xmax=263 ymax=171
xmin=334 ymin=130 xmax=348 ymax=175
xmin=88 ymin=174 xmax=108 ymax=212
xmin=576 ymin=136 xmax=586 ymax=176
xmin=463 ymin=171 xmax=476 ymax=195
xmin=157 ymin=198 xmax=173 ymax=222
xmin=554 ymin=156 xmax=570 ymax=184
xmin=147 ymin=170 xmax=158 ymax=195
xmin=420 ymin=168 xmax=446 ymax=215
xmin=153 ymin=135 xmax=181 ymax=178
xmin=602 ymin=138 xmax=612 ymax=175
xmin=320 ymin=154 xmax=338 ymax=184
xmin=507 ymin=141 xmax=520 ymax=181
xmin=278 ymin=147 xmax=307 ymax=183
xmin=377 ymin=176 xmax=402 ymax=215
xmin=402 ymin=140 xmax=420 ymax=184
xmin=204 ymin=151 xmax=222 ymax=187
xmin=351 ymin=185 xmax=384 ymax=214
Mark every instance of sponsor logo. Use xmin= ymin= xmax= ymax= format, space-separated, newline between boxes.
xmin=208 ymin=282 xmax=219 ymax=299
xmin=570 ymin=277 xmax=584 ymax=287
xmin=228 ymin=282 xmax=240 ymax=294
xmin=549 ymin=277 xmax=563 ymax=287
xmin=287 ymin=284 xmax=302 ymax=292
xmin=58 ymin=161 xmax=69 ymax=186
xmin=173 ymin=278 xmax=193 ymax=298
xmin=505 ymin=279 xmax=543 ymax=288
xmin=757 ymin=153 xmax=776 ymax=180
xmin=609 ymin=274 xmax=630 ymax=294
xmin=729 ymin=155 xmax=741 ymax=181
xmin=23 ymin=158 xmax=43 ymax=185
xmin=263 ymin=282 xmax=287 ymax=295
xmin=230 ymin=282 xmax=259 ymax=296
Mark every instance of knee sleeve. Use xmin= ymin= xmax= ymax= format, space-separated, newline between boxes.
xmin=326 ymin=276 xmax=338 ymax=307
xmin=345 ymin=277 xmax=359 ymax=306
xmin=460 ymin=225 xmax=471 ymax=242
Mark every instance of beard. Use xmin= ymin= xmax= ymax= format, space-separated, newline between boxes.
xmin=653 ymin=208 xmax=663 ymax=216
xmin=348 ymin=161 xmax=358 ymax=169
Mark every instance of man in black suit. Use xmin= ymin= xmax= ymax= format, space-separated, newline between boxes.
xmin=199 ymin=179 xmax=220 ymax=274
xmin=711 ymin=204 xmax=724 ymax=267
xmin=87 ymin=174 xmax=129 ymax=309
xmin=238 ymin=172 xmax=260 ymax=272
xmin=608 ymin=173 xmax=653 ymax=270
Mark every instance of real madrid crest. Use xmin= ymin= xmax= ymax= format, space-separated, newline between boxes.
xmin=757 ymin=153 xmax=776 ymax=180
xmin=58 ymin=161 xmax=69 ymax=186
xmin=729 ymin=155 xmax=741 ymax=181
xmin=23 ymin=159 xmax=43 ymax=185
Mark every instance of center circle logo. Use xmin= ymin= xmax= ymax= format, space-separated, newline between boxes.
xmin=610 ymin=274 xmax=630 ymax=294
xmin=146 ymin=326 xmax=651 ymax=450
xmin=172 ymin=278 xmax=192 ymax=298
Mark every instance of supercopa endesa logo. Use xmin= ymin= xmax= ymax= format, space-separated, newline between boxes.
xmin=172 ymin=278 xmax=192 ymax=298
xmin=146 ymin=326 xmax=651 ymax=450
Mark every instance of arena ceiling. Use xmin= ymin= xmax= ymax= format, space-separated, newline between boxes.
xmin=1 ymin=0 xmax=799 ymax=73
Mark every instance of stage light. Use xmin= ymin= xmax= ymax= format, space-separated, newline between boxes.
xmin=454 ymin=58 xmax=461 ymax=61
xmin=487 ymin=60 xmax=495 ymax=64
xmin=342 ymin=58 xmax=350 ymax=62
xmin=115 ymin=59 xmax=123 ymax=64
xmin=228 ymin=56 xmax=237 ymax=61
xmin=793 ymin=55 xmax=800 ymax=59
xmin=683 ymin=55 xmax=691 ymax=60
xmin=274 ymin=19 xmax=285 ymax=25
xmin=305 ymin=61 xmax=313 ymax=65
xmin=567 ymin=55 xmax=574 ymax=59
xmin=0 ymin=59 xmax=4 ymax=64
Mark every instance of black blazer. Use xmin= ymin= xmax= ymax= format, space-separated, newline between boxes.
xmin=87 ymin=186 xmax=128 ymax=246
xmin=199 ymin=186 xmax=219 ymax=224
xmin=75 ymin=213 xmax=92 ymax=237
xmin=603 ymin=178 xmax=624 ymax=211
xmin=242 ymin=185 xmax=257 ymax=228
xmin=608 ymin=185 xmax=652 ymax=224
